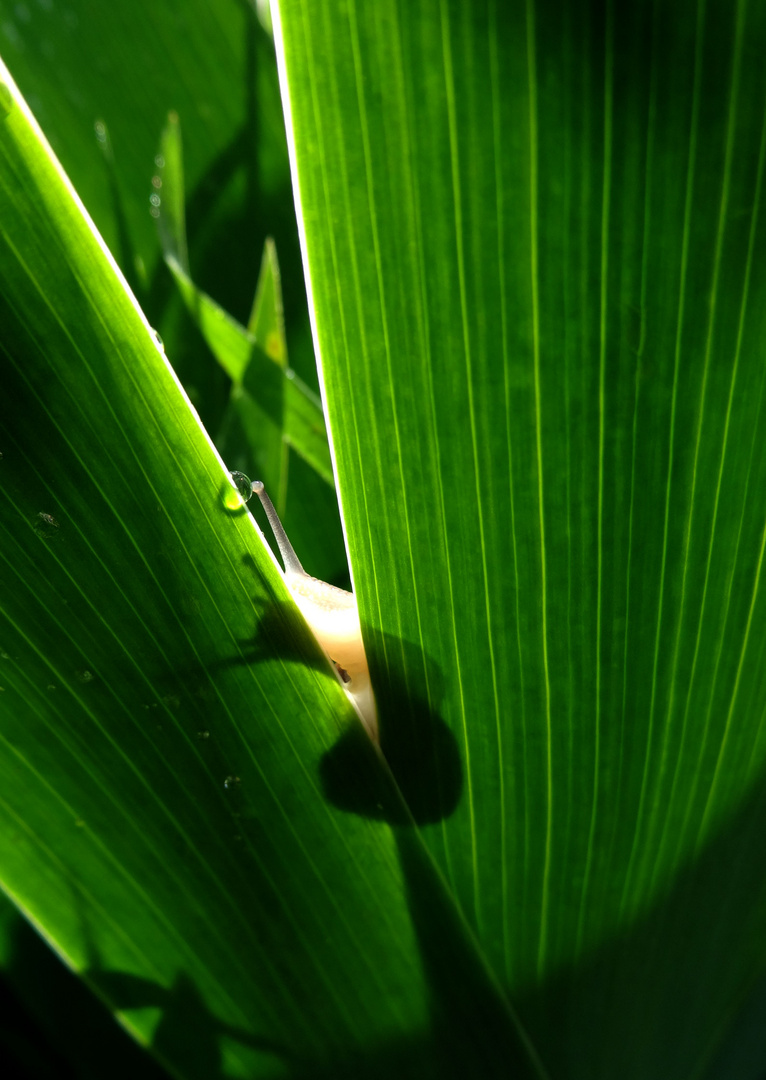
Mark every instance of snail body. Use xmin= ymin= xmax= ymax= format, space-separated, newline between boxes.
xmin=251 ymin=480 xmax=378 ymax=741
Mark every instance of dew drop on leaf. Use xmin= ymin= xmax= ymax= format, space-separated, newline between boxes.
xmin=230 ymin=471 xmax=253 ymax=501
xmin=223 ymin=471 xmax=253 ymax=511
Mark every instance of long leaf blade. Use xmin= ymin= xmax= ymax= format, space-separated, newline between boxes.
xmin=274 ymin=1 xmax=766 ymax=1075
xmin=0 ymin=58 xmax=432 ymax=1079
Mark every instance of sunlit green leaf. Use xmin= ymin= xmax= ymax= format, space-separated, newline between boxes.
xmin=4 ymin=0 xmax=766 ymax=1076
xmin=0 ymin=59 xmax=441 ymax=1080
xmin=274 ymin=0 xmax=766 ymax=1075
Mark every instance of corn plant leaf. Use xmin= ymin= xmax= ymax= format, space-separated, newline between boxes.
xmin=165 ymin=253 xmax=333 ymax=488
xmin=0 ymin=60 xmax=451 ymax=1080
xmin=273 ymin=1 xmax=766 ymax=1076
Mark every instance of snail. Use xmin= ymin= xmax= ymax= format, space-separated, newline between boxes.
xmin=249 ymin=478 xmax=378 ymax=741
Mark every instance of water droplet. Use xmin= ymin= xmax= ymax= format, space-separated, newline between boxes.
xmin=196 ymin=730 xmax=210 ymax=740
xmin=154 ymin=153 xmax=165 ymax=169
xmin=149 ymin=207 xmax=160 ymax=219
xmin=76 ymin=669 xmax=94 ymax=683
xmin=149 ymin=192 xmax=161 ymax=208
xmin=152 ymin=330 xmax=164 ymax=351
xmin=47 ymin=684 xmax=56 ymax=691
xmin=151 ymin=175 xmax=162 ymax=189
xmin=223 ymin=471 xmax=253 ymax=511
xmin=94 ymin=120 xmax=107 ymax=144
xmin=0 ymin=651 xmax=9 ymax=660
xmin=231 ymin=471 xmax=253 ymax=502
xmin=224 ymin=775 xmax=241 ymax=790
xmin=0 ymin=84 xmax=14 ymax=118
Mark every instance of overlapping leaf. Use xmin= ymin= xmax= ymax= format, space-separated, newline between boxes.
xmin=274 ymin=1 xmax=766 ymax=1076
xmin=0 ymin=61 xmax=438 ymax=1080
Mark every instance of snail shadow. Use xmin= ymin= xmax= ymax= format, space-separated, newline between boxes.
xmin=196 ymin=585 xmax=538 ymax=1075
xmin=209 ymin=566 xmax=463 ymax=828
xmin=317 ymin=633 xmax=535 ymax=1076
xmin=319 ymin=631 xmax=463 ymax=826
xmin=0 ymin=855 xmax=466 ymax=1080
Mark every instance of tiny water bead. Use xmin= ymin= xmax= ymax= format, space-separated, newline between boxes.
xmin=196 ymin=730 xmax=210 ymax=740
xmin=222 ymin=471 xmax=254 ymax=511
xmin=224 ymin=775 xmax=241 ymax=790
xmin=230 ymin=471 xmax=254 ymax=502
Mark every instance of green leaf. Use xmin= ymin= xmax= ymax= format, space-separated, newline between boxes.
xmin=165 ymin=253 xmax=333 ymax=489
xmin=0 ymin=60 xmax=441 ymax=1080
xmin=248 ymin=238 xmax=289 ymax=363
xmin=0 ymin=892 xmax=170 ymax=1080
xmin=154 ymin=108 xmax=331 ymax=497
xmin=156 ymin=113 xmax=296 ymax=509
xmin=0 ymin=0 xmax=320 ymax=424
xmin=156 ymin=111 xmax=189 ymax=276
xmin=274 ymin=0 xmax=766 ymax=1075
xmin=165 ymin=254 xmax=256 ymax=385
xmin=0 ymin=0 xmax=283 ymax=281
